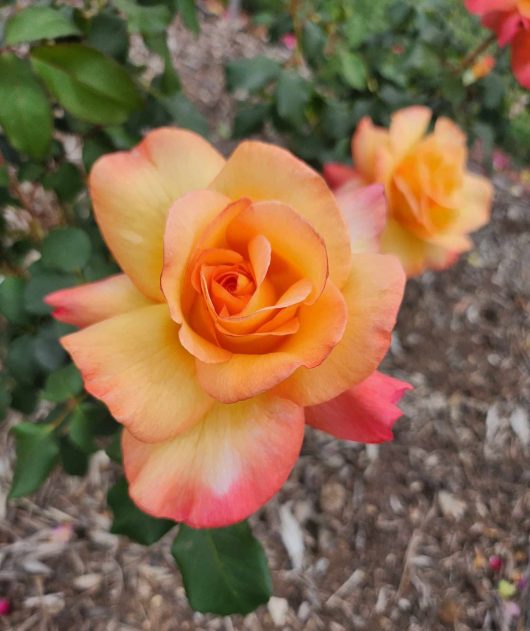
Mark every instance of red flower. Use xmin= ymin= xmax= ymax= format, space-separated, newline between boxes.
xmin=466 ymin=0 xmax=530 ymax=88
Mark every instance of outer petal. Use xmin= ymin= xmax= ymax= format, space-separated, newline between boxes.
xmin=380 ymin=219 xmax=458 ymax=277
xmin=483 ymin=9 xmax=523 ymax=44
xmin=352 ymin=117 xmax=392 ymax=182
xmin=511 ymin=29 xmax=530 ymax=88
xmin=451 ymin=173 xmax=493 ymax=233
xmin=380 ymin=218 xmax=436 ymax=276
xmin=274 ymin=253 xmax=405 ymax=406
xmin=161 ymin=190 xmax=232 ymax=323
xmin=334 ymin=183 xmax=387 ymax=253
xmin=322 ymin=162 xmax=359 ymax=189
xmin=389 ymin=106 xmax=432 ymax=161
xmin=465 ymin=0 xmax=517 ymax=14
xmin=89 ymin=128 xmax=225 ymax=301
xmin=61 ymin=304 xmax=213 ymax=443
xmin=208 ymin=141 xmax=352 ymax=288
xmin=122 ymin=395 xmax=305 ymax=528
xmin=196 ymin=281 xmax=347 ymax=403
xmin=305 ymin=371 xmax=412 ymax=443
xmin=45 ymin=274 xmax=153 ymax=328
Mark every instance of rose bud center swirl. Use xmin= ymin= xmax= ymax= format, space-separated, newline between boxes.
xmin=179 ymin=196 xmax=328 ymax=356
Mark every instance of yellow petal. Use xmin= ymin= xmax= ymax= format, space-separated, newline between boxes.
xmin=89 ymin=128 xmax=225 ymax=301
xmin=62 ymin=304 xmax=213 ymax=443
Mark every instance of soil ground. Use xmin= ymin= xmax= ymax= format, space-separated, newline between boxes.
xmin=1 ymin=10 xmax=529 ymax=631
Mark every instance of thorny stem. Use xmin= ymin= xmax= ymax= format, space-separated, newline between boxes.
xmin=455 ymin=33 xmax=497 ymax=74
xmin=288 ymin=0 xmax=304 ymax=68
xmin=50 ymin=395 xmax=87 ymax=433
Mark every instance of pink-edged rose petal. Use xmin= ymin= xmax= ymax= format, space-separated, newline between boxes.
xmin=123 ymin=395 xmax=305 ymax=527
xmin=334 ymin=182 xmax=388 ymax=253
xmin=305 ymin=370 xmax=412 ymax=443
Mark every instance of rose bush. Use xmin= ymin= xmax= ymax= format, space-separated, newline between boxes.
xmin=466 ymin=0 xmax=530 ymax=88
xmin=45 ymin=127 xmax=410 ymax=528
xmin=324 ymin=107 xmax=493 ymax=276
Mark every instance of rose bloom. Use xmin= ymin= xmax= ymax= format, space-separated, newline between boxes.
xmin=466 ymin=0 xmax=530 ymax=88
xmin=46 ymin=128 xmax=410 ymax=528
xmin=324 ymin=107 xmax=493 ymax=277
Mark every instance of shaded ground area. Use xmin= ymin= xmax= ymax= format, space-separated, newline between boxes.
xmin=1 ymin=11 xmax=529 ymax=631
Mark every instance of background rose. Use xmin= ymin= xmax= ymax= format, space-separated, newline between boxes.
xmin=46 ymin=127 xmax=409 ymax=528
xmin=466 ymin=0 xmax=530 ymax=88
xmin=324 ymin=107 xmax=493 ymax=277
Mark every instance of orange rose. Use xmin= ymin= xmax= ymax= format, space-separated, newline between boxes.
xmin=46 ymin=128 xmax=409 ymax=527
xmin=324 ymin=107 xmax=493 ymax=276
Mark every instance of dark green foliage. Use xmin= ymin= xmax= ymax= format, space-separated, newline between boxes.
xmin=0 ymin=54 xmax=53 ymax=160
xmin=172 ymin=522 xmax=272 ymax=615
xmin=230 ymin=0 xmax=529 ymax=166
xmin=10 ymin=422 xmax=60 ymax=498
xmin=108 ymin=478 xmax=175 ymax=545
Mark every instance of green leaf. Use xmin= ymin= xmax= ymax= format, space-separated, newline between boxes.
xmin=6 ymin=335 xmax=38 ymax=384
xmin=0 ymin=53 xmax=53 ymax=160
xmin=5 ymin=6 xmax=80 ymax=45
xmin=67 ymin=404 xmax=99 ymax=453
xmin=177 ymin=0 xmax=200 ymax=34
xmin=226 ymin=56 xmax=282 ymax=93
xmin=42 ymin=364 xmax=83 ymax=403
xmin=30 ymin=44 xmax=143 ymax=125
xmin=24 ymin=272 xmax=77 ymax=315
xmin=41 ymin=228 xmax=92 ymax=272
xmin=160 ymin=93 xmax=208 ymax=136
xmin=275 ymin=69 xmax=311 ymax=126
xmin=482 ymin=73 xmax=504 ymax=109
xmin=10 ymin=422 xmax=60 ymax=498
xmin=18 ymin=162 xmax=46 ymax=182
xmin=108 ymin=478 xmax=174 ymax=545
xmin=10 ymin=384 xmax=39 ymax=415
xmin=300 ymin=22 xmax=325 ymax=66
xmin=82 ymin=136 xmax=114 ymax=171
xmin=59 ymin=435 xmax=89 ymax=476
xmin=114 ymin=0 xmax=171 ymax=34
xmin=321 ymin=100 xmax=353 ymax=141
xmin=0 ymin=276 xmax=29 ymax=325
xmin=338 ymin=50 xmax=367 ymax=90
xmin=42 ymin=163 xmax=84 ymax=203
xmin=85 ymin=13 xmax=129 ymax=62
xmin=233 ymin=103 xmax=270 ymax=138
xmin=34 ymin=321 xmax=69 ymax=372
xmin=172 ymin=522 xmax=272 ymax=615
xmin=143 ymin=32 xmax=181 ymax=95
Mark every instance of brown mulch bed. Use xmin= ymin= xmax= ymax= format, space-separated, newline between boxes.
xmin=1 ymin=10 xmax=529 ymax=631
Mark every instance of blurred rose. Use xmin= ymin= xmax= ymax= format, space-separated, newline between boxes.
xmin=46 ymin=128 xmax=410 ymax=527
xmin=470 ymin=54 xmax=496 ymax=80
xmin=466 ymin=0 xmax=530 ymax=88
xmin=324 ymin=107 xmax=493 ymax=276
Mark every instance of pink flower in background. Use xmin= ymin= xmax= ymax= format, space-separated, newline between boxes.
xmin=466 ymin=0 xmax=530 ymax=88
xmin=281 ymin=33 xmax=297 ymax=50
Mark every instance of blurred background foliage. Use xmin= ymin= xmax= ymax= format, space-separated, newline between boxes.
xmin=231 ymin=0 xmax=530 ymax=166
xmin=0 ymin=0 xmax=528 ymax=616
